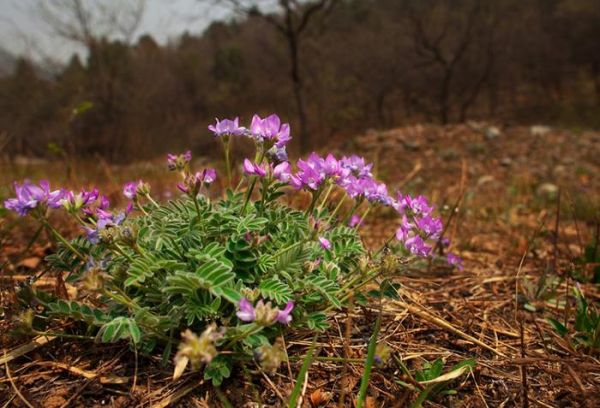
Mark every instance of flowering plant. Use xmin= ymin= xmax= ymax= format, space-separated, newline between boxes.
xmin=5 ymin=113 xmax=460 ymax=386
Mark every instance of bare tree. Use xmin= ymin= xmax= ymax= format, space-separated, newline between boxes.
xmin=36 ymin=0 xmax=146 ymax=50
xmin=208 ymin=0 xmax=336 ymax=152
xmin=404 ymin=0 xmax=496 ymax=124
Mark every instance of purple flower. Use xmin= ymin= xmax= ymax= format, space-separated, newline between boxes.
xmin=60 ymin=188 xmax=99 ymax=211
xmin=4 ymin=180 xmax=64 ymax=216
xmin=273 ymin=162 xmax=292 ymax=182
xmin=275 ymin=301 xmax=294 ymax=325
xmin=404 ymin=235 xmax=432 ymax=257
xmin=318 ymin=237 xmax=331 ymax=250
xmin=123 ymin=182 xmax=138 ymax=200
xmin=208 ymin=117 xmax=245 ymax=137
xmin=85 ymin=210 xmax=126 ymax=244
xmin=339 ymin=155 xmax=373 ymax=178
xmin=236 ymin=298 xmax=256 ymax=322
xmin=167 ymin=150 xmax=192 ymax=171
xmin=177 ymin=169 xmax=217 ymax=194
xmin=348 ymin=214 xmax=362 ymax=228
xmin=394 ymin=194 xmax=433 ymax=216
xmin=290 ymin=153 xmax=330 ymax=190
xmin=415 ymin=215 xmax=443 ymax=240
xmin=250 ymin=114 xmax=291 ymax=147
xmin=243 ymin=159 xmax=267 ymax=177
xmin=201 ymin=168 xmax=217 ymax=184
xmin=447 ymin=253 xmax=463 ymax=270
xmin=267 ymin=145 xmax=288 ymax=163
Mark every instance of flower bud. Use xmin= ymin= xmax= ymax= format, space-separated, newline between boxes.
xmin=173 ymin=325 xmax=224 ymax=380
xmin=136 ymin=181 xmax=151 ymax=196
xmin=254 ymin=337 xmax=287 ymax=372
xmin=254 ymin=300 xmax=279 ymax=326
xmin=374 ymin=342 xmax=392 ymax=367
xmin=82 ymin=266 xmax=106 ymax=292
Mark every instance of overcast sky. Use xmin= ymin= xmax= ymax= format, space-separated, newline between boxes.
xmin=0 ymin=0 xmax=230 ymax=62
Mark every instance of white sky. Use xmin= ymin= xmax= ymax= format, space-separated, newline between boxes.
xmin=0 ymin=0 xmax=231 ymax=63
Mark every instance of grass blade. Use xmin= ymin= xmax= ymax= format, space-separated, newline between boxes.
xmin=287 ymin=334 xmax=318 ymax=408
xmin=356 ymin=309 xmax=382 ymax=408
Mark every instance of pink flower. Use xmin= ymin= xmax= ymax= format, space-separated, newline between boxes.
xmin=273 ymin=162 xmax=291 ymax=182
xmin=318 ymin=237 xmax=331 ymax=250
xmin=275 ymin=301 xmax=294 ymax=325
xmin=243 ymin=159 xmax=267 ymax=177
xmin=236 ymin=298 xmax=256 ymax=322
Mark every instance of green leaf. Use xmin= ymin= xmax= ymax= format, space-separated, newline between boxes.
xmin=96 ymin=317 xmax=142 ymax=345
xmin=259 ymin=278 xmax=293 ymax=304
xmin=204 ymin=355 xmax=232 ymax=386
xmin=547 ymin=317 xmax=568 ymax=337
xmin=306 ymin=312 xmax=329 ymax=331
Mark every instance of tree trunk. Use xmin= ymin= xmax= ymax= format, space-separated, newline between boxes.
xmin=287 ymin=32 xmax=309 ymax=153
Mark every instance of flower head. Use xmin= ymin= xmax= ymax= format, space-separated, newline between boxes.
xmin=254 ymin=337 xmax=287 ymax=372
xmin=60 ymin=188 xmax=99 ymax=212
xmin=177 ymin=168 xmax=216 ymax=195
xmin=208 ymin=117 xmax=245 ymax=137
xmin=4 ymin=180 xmax=64 ymax=216
xmin=447 ymin=253 xmax=463 ymax=270
xmin=275 ymin=301 xmax=294 ymax=325
xmin=273 ymin=162 xmax=292 ymax=182
xmin=348 ymin=214 xmax=362 ymax=228
xmin=318 ymin=237 xmax=332 ymax=250
xmin=250 ymin=114 xmax=291 ymax=147
xmin=236 ymin=298 xmax=256 ymax=322
xmin=243 ymin=159 xmax=267 ymax=177
xmin=123 ymin=182 xmax=138 ymax=200
xmin=173 ymin=325 xmax=224 ymax=380
xmin=237 ymin=298 xmax=294 ymax=326
xmin=167 ymin=150 xmax=192 ymax=171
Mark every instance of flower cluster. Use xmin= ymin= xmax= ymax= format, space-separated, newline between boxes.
xmin=4 ymin=180 xmax=64 ymax=216
xmin=167 ymin=150 xmax=192 ymax=171
xmin=208 ymin=117 xmax=245 ymax=138
xmin=237 ymin=298 xmax=295 ymax=326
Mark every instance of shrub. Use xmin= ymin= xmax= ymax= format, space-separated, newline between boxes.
xmin=5 ymin=113 xmax=461 ymax=385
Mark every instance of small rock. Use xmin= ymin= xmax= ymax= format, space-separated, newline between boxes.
xmin=530 ymin=125 xmax=551 ymax=137
xmin=500 ymin=157 xmax=512 ymax=167
xmin=477 ymin=175 xmax=495 ymax=186
xmin=536 ymin=183 xmax=559 ymax=199
xmin=484 ymin=126 xmax=501 ymax=140
xmin=19 ymin=257 xmax=41 ymax=269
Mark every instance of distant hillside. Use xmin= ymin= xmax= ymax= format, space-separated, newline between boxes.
xmin=0 ymin=47 xmax=16 ymax=76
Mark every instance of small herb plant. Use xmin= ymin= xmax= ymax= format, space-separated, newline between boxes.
xmin=5 ymin=113 xmax=461 ymax=385
xmin=396 ymin=357 xmax=476 ymax=407
xmin=547 ymin=286 xmax=600 ymax=354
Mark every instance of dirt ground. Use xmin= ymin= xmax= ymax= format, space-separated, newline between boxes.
xmin=1 ymin=123 xmax=599 ymax=407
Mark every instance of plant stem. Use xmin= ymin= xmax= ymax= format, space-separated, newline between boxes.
xmin=145 ymin=193 xmax=160 ymax=209
xmin=316 ymin=183 xmax=334 ymax=213
xmin=224 ymin=323 xmax=262 ymax=348
xmin=242 ymin=177 xmax=258 ymax=214
xmin=356 ymin=300 xmax=382 ymax=408
xmin=288 ymin=334 xmax=318 ymax=408
xmin=215 ymin=386 xmax=234 ymax=408
xmin=33 ymin=330 xmax=94 ymax=340
xmin=222 ymin=137 xmax=233 ymax=188
xmin=328 ymin=195 xmax=347 ymax=223
xmin=193 ymin=195 xmax=202 ymax=219
xmin=306 ymin=186 xmax=324 ymax=216
xmin=40 ymin=219 xmax=85 ymax=260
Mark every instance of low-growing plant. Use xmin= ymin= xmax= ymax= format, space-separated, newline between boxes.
xmin=547 ymin=286 xmax=600 ymax=354
xmin=5 ymin=114 xmax=461 ymax=391
xmin=396 ymin=357 xmax=476 ymax=407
